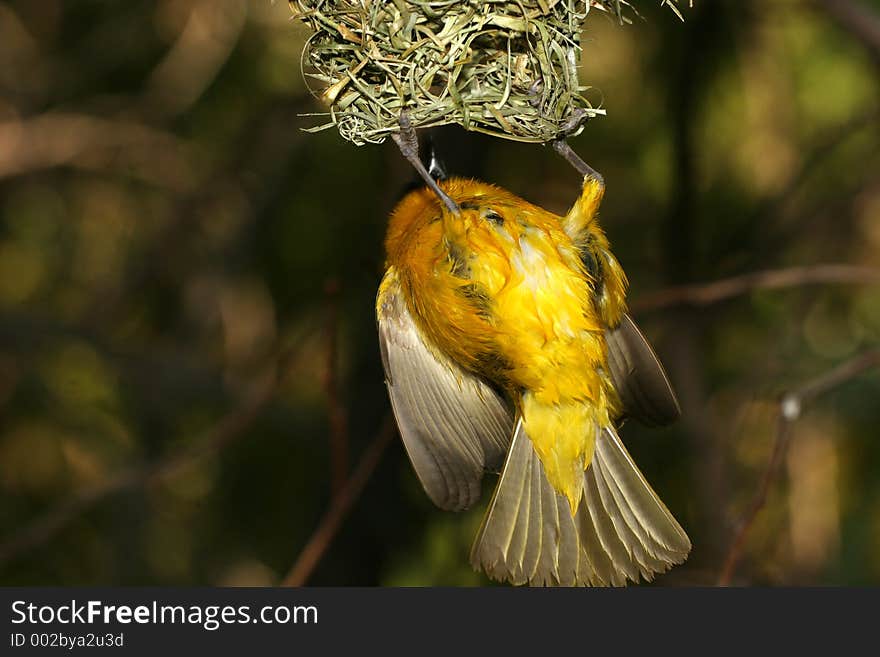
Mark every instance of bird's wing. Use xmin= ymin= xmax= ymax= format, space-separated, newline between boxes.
xmin=605 ymin=313 xmax=681 ymax=427
xmin=470 ymin=420 xmax=690 ymax=586
xmin=377 ymin=269 xmax=514 ymax=512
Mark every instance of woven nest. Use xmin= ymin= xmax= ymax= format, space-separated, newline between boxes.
xmin=292 ymin=1 xmax=680 ymax=146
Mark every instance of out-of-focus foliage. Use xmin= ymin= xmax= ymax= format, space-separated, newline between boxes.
xmin=0 ymin=0 xmax=878 ymax=586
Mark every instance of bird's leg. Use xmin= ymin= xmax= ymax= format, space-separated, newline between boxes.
xmin=552 ymin=139 xmax=604 ymax=186
xmin=555 ymin=138 xmax=605 ymax=231
xmin=551 ymin=107 xmax=604 ymax=185
xmin=392 ymin=113 xmax=460 ymax=215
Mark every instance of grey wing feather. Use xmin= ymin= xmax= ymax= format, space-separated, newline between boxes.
xmin=470 ymin=421 xmax=690 ymax=586
xmin=592 ymin=427 xmax=691 ymax=557
xmin=470 ymin=419 xmax=563 ymax=585
xmin=605 ymin=314 xmax=681 ymax=427
xmin=376 ymin=270 xmax=514 ymax=512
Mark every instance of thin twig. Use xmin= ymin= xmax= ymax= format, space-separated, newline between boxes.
xmin=631 ymin=264 xmax=880 ymax=314
xmin=322 ymin=278 xmax=349 ymax=495
xmin=717 ymin=349 xmax=880 ymax=585
xmin=0 ymin=345 xmax=298 ymax=569
xmin=794 ymin=350 xmax=880 ymax=402
xmin=143 ymin=0 xmax=248 ymax=118
xmin=716 ymin=414 xmax=793 ymax=587
xmin=0 ymin=112 xmax=194 ymax=189
xmin=813 ymin=0 xmax=880 ymax=64
xmin=280 ymin=413 xmax=397 ymax=587
xmin=749 ymin=110 xmax=879 ymax=258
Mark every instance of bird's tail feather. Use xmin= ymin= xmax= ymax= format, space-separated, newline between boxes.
xmin=470 ymin=419 xmax=691 ymax=586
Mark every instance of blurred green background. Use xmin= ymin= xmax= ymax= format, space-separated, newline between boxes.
xmin=0 ymin=0 xmax=878 ymax=586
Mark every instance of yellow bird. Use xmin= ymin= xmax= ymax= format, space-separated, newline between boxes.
xmin=376 ymin=171 xmax=691 ymax=586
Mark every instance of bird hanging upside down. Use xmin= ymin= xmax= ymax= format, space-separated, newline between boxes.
xmin=376 ymin=159 xmax=691 ymax=586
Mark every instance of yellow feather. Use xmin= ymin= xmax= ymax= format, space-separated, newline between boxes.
xmin=383 ymin=175 xmax=691 ymax=586
xmin=384 ymin=177 xmax=626 ymax=515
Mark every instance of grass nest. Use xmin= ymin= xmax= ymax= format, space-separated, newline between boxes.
xmin=291 ymin=1 xmax=681 ymax=146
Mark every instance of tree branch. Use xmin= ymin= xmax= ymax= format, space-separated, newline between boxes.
xmin=143 ymin=0 xmax=248 ymax=118
xmin=0 ymin=113 xmax=194 ymax=189
xmin=322 ymin=278 xmax=349 ymax=495
xmin=280 ymin=413 xmax=397 ymax=587
xmin=717 ymin=348 xmax=880 ymax=585
xmin=630 ymin=264 xmax=880 ymax=314
xmin=813 ymin=0 xmax=880 ymax=64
